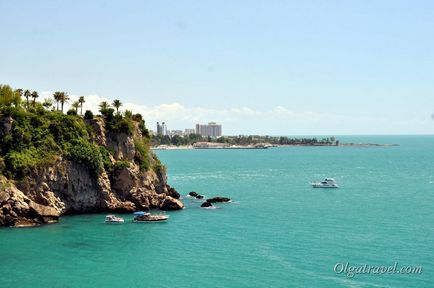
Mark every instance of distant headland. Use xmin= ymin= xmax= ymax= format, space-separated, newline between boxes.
xmin=152 ymin=135 xmax=399 ymax=149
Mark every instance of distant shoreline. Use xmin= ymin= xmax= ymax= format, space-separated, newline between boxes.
xmin=152 ymin=143 xmax=399 ymax=150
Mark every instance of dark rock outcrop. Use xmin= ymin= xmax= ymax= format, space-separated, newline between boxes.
xmin=200 ymin=201 xmax=213 ymax=208
xmin=189 ymin=191 xmax=204 ymax=199
xmin=167 ymin=186 xmax=180 ymax=199
xmin=206 ymin=197 xmax=231 ymax=203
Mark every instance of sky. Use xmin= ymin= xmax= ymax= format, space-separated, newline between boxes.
xmin=0 ymin=0 xmax=433 ymax=135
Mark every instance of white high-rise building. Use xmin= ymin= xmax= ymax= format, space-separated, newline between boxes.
xmin=195 ymin=122 xmax=222 ymax=137
xmin=156 ymin=122 xmax=168 ymax=136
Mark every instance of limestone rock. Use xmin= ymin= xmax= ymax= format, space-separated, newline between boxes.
xmin=160 ymin=196 xmax=184 ymax=210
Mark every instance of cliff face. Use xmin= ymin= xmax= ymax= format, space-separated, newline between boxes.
xmin=0 ymin=116 xmax=182 ymax=227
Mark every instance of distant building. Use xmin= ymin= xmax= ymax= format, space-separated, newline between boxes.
xmin=184 ymin=129 xmax=195 ymax=135
xmin=195 ymin=122 xmax=222 ymax=137
xmin=169 ymin=130 xmax=184 ymax=137
xmin=156 ymin=122 xmax=168 ymax=136
xmin=161 ymin=122 xmax=167 ymax=136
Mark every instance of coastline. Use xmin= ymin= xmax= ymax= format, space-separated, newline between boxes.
xmin=152 ymin=143 xmax=399 ymax=150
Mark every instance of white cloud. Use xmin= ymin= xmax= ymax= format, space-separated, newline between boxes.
xmin=38 ymin=91 xmax=433 ymax=135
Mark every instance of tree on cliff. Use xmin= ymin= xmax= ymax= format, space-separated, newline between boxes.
xmin=78 ymin=96 xmax=85 ymax=115
xmin=113 ymin=99 xmax=122 ymax=114
xmin=59 ymin=92 xmax=69 ymax=113
xmin=31 ymin=91 xmax=39 ymax=107
xmin=12 ymin=89 xmax=22 ymax=107
xmin=24 ymin=90 xmax=31 ymax=109
xmin=72 ymin=101 xmax=80 ymax=113
xmin=99 ymin=101 xmax=110 ymax=113
xmin=42 ymin=98 xmax=54 ymax=110
xmin=0 ymin=85 xmax=21 ymax=107
xmin=53 ymin=92 xmax=62 ymax=111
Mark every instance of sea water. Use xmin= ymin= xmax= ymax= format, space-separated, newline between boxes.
xmin=1 ymin=136 xmax=433 ymax=287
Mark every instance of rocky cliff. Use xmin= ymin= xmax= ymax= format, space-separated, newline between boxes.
xmin=0 ymin=115 xmax=183 ymax=227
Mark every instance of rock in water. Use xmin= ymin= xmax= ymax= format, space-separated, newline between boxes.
xmin=168 ymin=186 xmax=180 ymax=199
xmin=195 ymin=195 xmax=204 ymax=199
xmin=206 ymin=197 xmax=231 ymax=203
xmin=188 ymin=191 xmax=199 ymax=197
xmin=0 ymin=176 xmax=61 ymax=227
xmin=200 ymin=201 xmax=213 ymax=208
xmin=160 ymin=196 xmax=184 ymax=210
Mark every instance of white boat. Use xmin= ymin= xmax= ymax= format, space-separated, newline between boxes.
xmin=132 ymin=211 xmax=169 ymax=223
xmin=311 ymin=178 xmax=339 ymax=188
xmin=105 ymin=214 xmax=125 ymax=223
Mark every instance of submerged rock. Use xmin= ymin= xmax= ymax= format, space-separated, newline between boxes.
xmin=195 ymin=195 xmax=204 ymax=199
xmin=206 ymin=197 xmax=231 ymax=203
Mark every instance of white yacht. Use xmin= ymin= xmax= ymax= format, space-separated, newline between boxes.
xmin=105 ymin=215 xmax=125 ymax=223
xmin=132 ymin=211 xmax=169 ymax=223
xmin=311 ymin=178 xmax=339 ymax=188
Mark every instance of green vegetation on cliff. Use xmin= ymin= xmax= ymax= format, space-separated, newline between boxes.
xmin=0 ymin=84 xmax=162 ymax=180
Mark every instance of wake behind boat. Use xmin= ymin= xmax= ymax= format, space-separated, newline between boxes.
xmin=132 ymin=211 xmax=169 ymax=223
xmin=311 ymin=178 xmax=339 ymax=188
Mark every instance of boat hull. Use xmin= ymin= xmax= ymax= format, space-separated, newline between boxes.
xmin=133 ymin=215 xmax=169 ymax=222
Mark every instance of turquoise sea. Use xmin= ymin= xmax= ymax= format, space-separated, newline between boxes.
xmin=1 ymin=135 xmax=433 ymax=288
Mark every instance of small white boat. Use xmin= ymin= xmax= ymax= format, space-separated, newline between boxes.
xmin=105 ymin=214 xmax=125 ymax=223
xmin=311 ymin=178 xmax=339 ymax=188
xmin=132 ymin=211 xmax=169 ymax=223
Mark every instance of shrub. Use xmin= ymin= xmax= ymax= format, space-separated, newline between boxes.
xmin=84 ymin=110 xmax=94 ymax=120
xmin=4 ymin=147 xmax=55 ymax=179
xmin=132 ymin=113 xmax=142 ymax=121
xmin=152 ymin=153 xmax=166 ymax=174
xmin=113 ymin=160 xmax=130 ymax=171
xmin=67 ymin=109 xmax=77 ymax=115
xmin=105 ymin=114 xmax=134 ymax=135
xmin=0 ymin=156 xmax=5 ymax=175
xmin=66 ymin=142 xmax=103 ymax=177
xmin=99 ymin=146 xmax=113 ymax=172
xmin=134 ymin=137 xmax=151 ymax=171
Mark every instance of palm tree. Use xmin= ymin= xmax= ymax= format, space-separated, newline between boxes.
xmin=24 ymin=89 xmax=31 ymax=109
xmin=14 ymin=89 xmax=23 ymax=107
xmin=124 ymin=109 xmax=133 ymax=119
xmin=99 ymin=101 xmax=110 ymax=113
xmin=31 ymin=91 xmax=39 ymax=107
xmin=112 ymin=99 xmax=122 ymax=114
xmin=72 ymin=101 xmax=80 ymax=113
xmin=59 ymin=92 xmax=69 ymax=113
xmin=53 ymin=91 xmax=62 ymax=111
xmin=78 ymin=96 xmax=85 ymax=115
xmin=42 ymin=98 xmax=54 ymax=110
